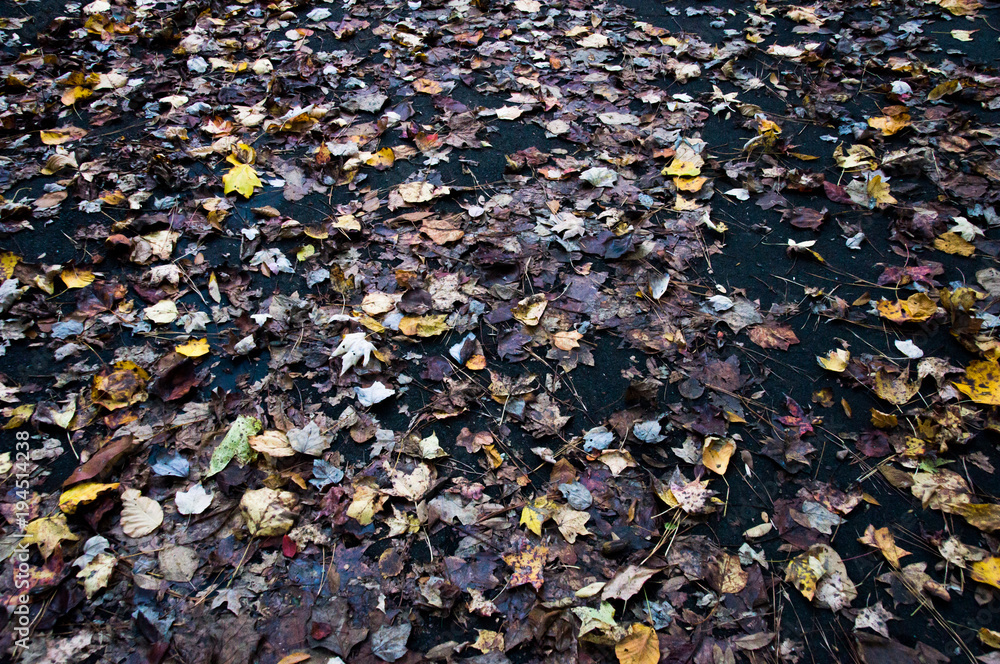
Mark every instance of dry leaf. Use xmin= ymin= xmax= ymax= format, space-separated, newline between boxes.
xmin=120 ymin=488 xmax=164 ymax=538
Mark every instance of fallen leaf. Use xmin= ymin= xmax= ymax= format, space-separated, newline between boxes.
xmin=955 ymin=360 xmax=1000 ymax=405
xmin=615 ymin=624 xmax=659 ymax=664
xmin=207 ymin=415 xmax=262 ymax=477
xmin=240 ymin=487 xmax=298 ymax=536
xmin=120 ymin=488 xmax=164 ymax=538
xmin=175 ymin=338 xmax=210 ymax=357
xmin=504 ymin=544 xmax=547 ymax=590
xmin=23 ymin=514 xmax=80 ymax=558
xmin=971 ymin=557 xmax=1000 ymax=590
xmin=59 ymin=482 xmax=119 ymax=514
xmin=175 ymin=483 xmax=214 ymax=515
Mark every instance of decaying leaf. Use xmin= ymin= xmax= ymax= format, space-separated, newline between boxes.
xmin=240 ymin=487 xmax=298 ymax=536
xmin=207 ymin=415 xmax=262 ymax=476
xmin=120 ymin=488 xmax=164 ymax=538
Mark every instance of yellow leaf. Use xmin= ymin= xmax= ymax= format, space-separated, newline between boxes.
xmin=92 ymin=361 xmax=149 ymax=411
xmin=365 ymin=147 xmax=395 ymax=170
xmin=0 ymin=252 xmax=20 ymax=281
xmin=175 ymin=338 xmax=210 ymax=357
xmin=870 ymin=408 xmax=898 ymax=429
xmin=60 ymin=267 xmax=96 ymax=289
xmin=857 ymin=525 xmax=910 ymax=568
xmin=866 ymin=175 xmax=896 ymax=206
xmin=951 ymin=503 xmax=1000 ymax=532
xmin=503 ymin=544 xmax=547 ymax=590
xmin=673 ymin=176 xmax=707 ymax=192
xmin=296 ymin=244 xmax=316 ymax=261
xmin=240 ymin=487 xmax=298 ymax=536
xmin=785 ymin=549 xmax=825 ymax=601
xmin=951 ymin=29 xmax=975 ymax=41
xmin=413 ymin=78 xmax=444 ymax=94
xmin=223 ymin=162 xmax=262 ymax=198
xmin=928 ymin=0 xmax=982 ymax=15
xmin=520 ymin=497 xmax=556 ymax=535
xmin=23 ymin=514 xmax=80 ymax=559
xmin=928 ymin=79 xmax=961 ymax=101
xmin=867 ymin=113 xmax=911 ymax=136
xmin=2 ymin=404 xmax=34 ymax=430
xmin=876 ymin=293 xmax=937 ymax=323
xmin=980 ymin=628 xmax=1000 ymax=649
xmin=346 ymin=480 xmax=385 ymax=526
xmin=511 ymin=294 xmax=548 ymax=326
xmin=834 ymin=144 xmax=878 ymax=171
xmin=61 ymin=86 xmax=93 ymax=106
xmin=77 ymin=552 xmax=115 ymax=599
xmin=398 ymin=314 xmax=450 ymax=337
xmin=817 ymin=348 xmax=850 ymax=372
xmin=662 ymin=159 xmax=701 ymax=177
xmin=276 ymin=653 xmax=312 ymax=664
xmin=874 ymin=369 xmax=920 ymax=405
xmin=39 ymin=126 xmax=88 ymax=145
xmin=955 ymin=360 xmax=1000 ymax=405
xmin=59 ymin=482 xmax=120 ymax=514
xmin=702 ymin=436 xmax=736 ymax=475
xmin=615 ymin=624 xmax=659 ymax=664
xmin=933 ymin=232 xmax=976 ymax=256
xmin=971 ymin=557 xmax=1000 ymax=590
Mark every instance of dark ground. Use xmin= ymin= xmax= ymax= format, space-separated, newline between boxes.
xmin=0 ymin=0 xmax=999 ymax=662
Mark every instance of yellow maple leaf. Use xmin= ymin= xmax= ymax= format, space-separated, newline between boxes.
xmin=520 ymin=496 xmax=556 ymax=535
xmin=223 ymin=162 xmax=262 ymax=198
xmin=971 ymin=557 xmax=1000 ymax=590
xmin=175 ymin=338 xmax=210 ymax=357
xmin=866 ymin=175 xmax=896 ymax=206
xmin=23 ymin=514 xmax=80 ymax=559
xmin=955 ymin=360 xmax=1000 ymax=405
xmin=934 ymin=232 xmax=976 ymax=256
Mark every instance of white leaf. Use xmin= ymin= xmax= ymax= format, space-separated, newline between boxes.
xmin=288 ymin=421 xmax=331 ymax=456
xmin=579 ymin=167 xmax=618 ymax=188
xmin=175 ymin=483 xmax=214 ymax=516
xmin=950 ymin=216 xmax=984 ymax=241
xmin=144 ymin=300 xmax=178 ymax=324
xmin=495 ymin=106 xmax=523 ymax=120
xmin=894 ymin=339 xmax=924 ymax=359
xmin=724 ymin=188 xmax=750 ymax=201
xmin=120 ymin=489 xmax=163 ymax=538
xmin=649 ymin=273 xmax=670 ymax=300
xmin=74 ymin=536 xmax=110 ymax=568
xmin=331 ymin=332 xmax=376 ymax=376
xmin=355 ymin=381 xmax=395 ymax=407
xmin=598 ymin=112 xmax=639 ymax=126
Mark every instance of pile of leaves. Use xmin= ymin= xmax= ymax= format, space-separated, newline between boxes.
xmin=1 ymin=0 xmax=1000 ymax=661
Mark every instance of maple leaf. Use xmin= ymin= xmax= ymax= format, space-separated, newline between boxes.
xmin=287 ymin=421 xmax=330 ymax=456
xmin=331 ymin=332 xmax=376 ymax=376
xmin=223 ymin=162 xmax=262 ymax=198
xmin=504 ymin=544 xmax=547 ymax=590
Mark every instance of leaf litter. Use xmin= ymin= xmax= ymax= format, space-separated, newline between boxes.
xmin=0 ymin=0 xmax=1000 ymax=662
